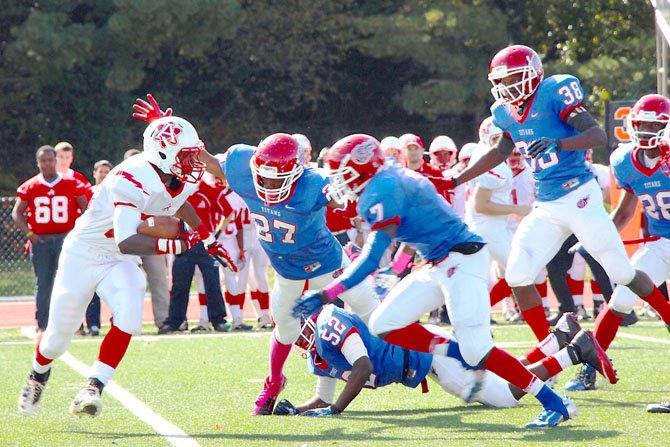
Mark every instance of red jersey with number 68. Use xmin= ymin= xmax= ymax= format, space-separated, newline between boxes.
xmin=17 ymin=174 xmax=87 ymax=235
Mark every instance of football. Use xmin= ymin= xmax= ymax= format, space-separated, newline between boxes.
xmin=137 ymin=216 xmax=181 ymax=239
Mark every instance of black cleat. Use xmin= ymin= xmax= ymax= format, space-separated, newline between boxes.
xmin=552 ymin=312 xmax=581 ymax=347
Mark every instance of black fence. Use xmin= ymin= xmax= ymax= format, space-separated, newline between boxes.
xmin=0 ymin=197 xmax=34 ymax=298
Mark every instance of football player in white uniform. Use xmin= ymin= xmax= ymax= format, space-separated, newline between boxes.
xmin=18 ymin=96 xmax=236 ymax=418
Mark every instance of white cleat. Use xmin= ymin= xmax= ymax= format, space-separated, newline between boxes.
xmin=18 ymin=375 xmax=47 ymax=417
xmin=69 ymin=379 xmax=104 ymax=418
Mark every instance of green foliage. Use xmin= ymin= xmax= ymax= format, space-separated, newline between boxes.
xmin=0 ymin=0 xmax=660 ymax=189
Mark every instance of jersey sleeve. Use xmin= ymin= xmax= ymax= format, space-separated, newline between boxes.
xmin=317 ymin=308 xmax=361 ymax=354
xmin=109 ymin=172 xmax=149 ymax=244
xmin=309 ymin=170 xmax=331 ymax=211
xmin=16 ymin=179 xmax=33 ymax=200
xmin=549 ymin=75 xmax=585 ymax=121
xmin=358 ymin=177 xmax=404 ymax=230
xmin=477 ymin=169 xmax=507 ymax=190
xmin=220 ymin=145 xmax=252 ymax=179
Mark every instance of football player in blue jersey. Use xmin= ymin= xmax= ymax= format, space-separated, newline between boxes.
xmin=293 ymin=134 xmax=581 ymax=428
xmin=211 ymin=133 xmax=379 ymax=415
xmin=565 ymin=94 xmax=670 ymax=391
xmin=276 ymin=305 xmax=612 ymax=418
xmin=444 ymin=45 xmax=666 ymax=351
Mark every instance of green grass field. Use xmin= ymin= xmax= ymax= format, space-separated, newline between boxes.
xmin=1 ymin=316 xmax=668 ymax=447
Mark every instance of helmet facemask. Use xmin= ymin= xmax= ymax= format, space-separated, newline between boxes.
xmin=489 ymin=65 xmax=542 ymax=107
xmin=627 ymin=111 xmax=670 ymax=151
xmin=328 ymin=154 xmax=370 ymax=205
xmin=292 ymin=318 xmax=316 ymax=359
xmin=251 ymin=161 xmax=303 ymax=205
xmin=171 ymin=144 xmax=206 ymax=184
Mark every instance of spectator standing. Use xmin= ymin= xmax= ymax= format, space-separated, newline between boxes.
xmin=12 ymin=146 xmax=88 ymax=331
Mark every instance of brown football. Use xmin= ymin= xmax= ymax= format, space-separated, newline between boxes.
xmin=137 ymin=216 xmax=181 ymax=239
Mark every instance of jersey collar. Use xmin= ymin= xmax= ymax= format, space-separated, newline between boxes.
xmin=631 ymin=146 xmax=661 ymax=177
xmin=38 ymin=173 xmax=62 ymax=188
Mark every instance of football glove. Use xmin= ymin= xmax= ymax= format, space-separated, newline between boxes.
xmin=300 ymin=405 xmax=341 ymax=417
xmin=526 ymin=137 xmax=560 ymax=159
xmin=132 ymin=93 xmax=173 ymax=123
xmin=273 ymin=399 xmax=298 ymax=416
xmin=374 ymin=267 xmax=400 ymax=300
xmin=291 ymin=290 xmax=329 ymax=319
xmin=206 ymin=241 xmax=238 ymax=272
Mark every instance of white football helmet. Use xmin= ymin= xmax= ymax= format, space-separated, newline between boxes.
xmin=478 ymin=117 xmax=503 ymax=148
xmin=459 ymin=143 xmax=478 ymax=165
xmin=292 ymin=133 xmax=312 ymax=166
xmin=143 ymin=116 xmax=205 ymax=183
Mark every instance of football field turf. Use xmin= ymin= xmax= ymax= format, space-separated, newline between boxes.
xmin=1 ymin=317 xmax=668 ymax=447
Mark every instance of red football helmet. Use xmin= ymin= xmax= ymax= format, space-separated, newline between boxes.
xmin=327 ymin=134 xmax=384 ymax=205
xmin=506 ymin=147 xmax=526 ymax=175
xmin=626 ymin=94 xmax=670 ymax=150
xmin=399 ymin=133 xmax=425 ymax=149
xmin=488 ymin=45 xmax=544 ymax=107
xmin=250 ymin=133 xmax=303 ymax=204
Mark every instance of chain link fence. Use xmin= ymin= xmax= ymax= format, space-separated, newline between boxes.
xmin=0 ymin=197 xmax=34 ymax=298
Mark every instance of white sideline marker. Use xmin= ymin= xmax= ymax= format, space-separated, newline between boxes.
xmin=616 ymin=332 xmax=670 ymax=344
xmin=21 ymin=327 xmax=200 ymax=447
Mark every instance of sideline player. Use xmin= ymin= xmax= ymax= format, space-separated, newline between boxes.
xmin=18 ymin=99 xmax=235 ymax=418
xmin=566 ymin=94 xmax=670 ymax=390
xmin=13 ymin=146 xmax=89 ymax=332
xmin=293 ymin=134 xmax=577 ymax=428
xmin=275 ymin=305 xmax=612 ymax=416
xmin=446 ymin=45 xmax=665 ymax=341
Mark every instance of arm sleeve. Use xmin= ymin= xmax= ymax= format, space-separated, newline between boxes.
xmin=340 ymin=332 xmax=370 ymax=366
xmin=16 ymin=181 xmax=30 ymax=200
xmin=338 ymin=230 xmax=392 ymax=290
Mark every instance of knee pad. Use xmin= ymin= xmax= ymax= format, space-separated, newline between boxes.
xmin=505 ymin=253 xmax=536 ymax=287
xmin=609 ymin=286 xmax=638 ymax=314
xmin=274 ymin=318 xmax=300 ymax=345
xmin=592 ymin=247 xmax=635 ymax=286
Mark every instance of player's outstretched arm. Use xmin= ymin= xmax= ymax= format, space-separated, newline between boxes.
xmin=200 ymin=150 xmax=227 ymax=183
xmin=560 ymin=110 xmax=607 ymax=151
xmin=609 ymin=188 xmax=639 ymax=232
xmin=453 ymin=138 xmax=510 ymax=186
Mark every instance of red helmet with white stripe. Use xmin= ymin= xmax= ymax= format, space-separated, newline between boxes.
xmin=327 ymin=134 xmax=384 ymax=205
xmin=488 ymin=45 xmax=544 ymax=107
xmin=250 ymin=133 xmax=303 ymax=204
xmin=627 ymin=94 xmax=670 ymax=150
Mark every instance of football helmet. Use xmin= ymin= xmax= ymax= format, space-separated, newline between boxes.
xmin=292 ymin=317 xmax=316 ymax=359
xmin=488 ymin=45 xmax=544 ymax=107
xmin=479 ymin=117 xmax=503 ymax=148
xmin=250 ymin=133 xmax=303 ymax=205
xmin=292 ymin=133 xmax=312 ymax=166
xmin=459 ymin=142 xmax=478 ymax=166
xmin=627 ymin=94 xmax=670 ymax=150
xmin=327 ymin=134 xmax=384 ymax=205
xmin=429 ymin=136 xmax=457 ymax=170
xmin=506 ymin=147 xmax=525 ymax=175
xmin=143 ymin=116 xmax=205 ymax=184
xmin=380 ymin=136 xmax=406 ymax=165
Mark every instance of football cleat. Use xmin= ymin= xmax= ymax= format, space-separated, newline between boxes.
xmin=190 ymin=324 xmax=211 ymax=333
xmin=552 ymin=312 xmax=581 ymax=347
xmin=232 ymin=321 xmax=254 ymax=331
xmin=575 ymin=305 xmax=591 ymax=321
xmin=525 ymin=395 xmax=577 ymax=428
xmin=18 ymin=370 xmax=50 ymax=417
xmin=564 ymin=364 xmax=597 ymax=391
xmin=213 ymin=322 xmax=231 ymax=332
xmin=257 ymin=316 xmax=274 ymax=330
xmin=647 ymin=401 xmax=670 ymax=413
xmin=273 ymin=398 xmax=299 ymax=416
xmin=70 ymin=378 xmax=104 ymax=418
xmin=566 ymin=330 xmax=618 ymax=384
xmin=252 ymin=375 xmax=287 ymax=416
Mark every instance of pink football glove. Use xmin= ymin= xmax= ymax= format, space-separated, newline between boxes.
xmin=132 ymin=93 xmax=173 ymax=123
xmin=207 ymin=241 xmax=238 ymax=272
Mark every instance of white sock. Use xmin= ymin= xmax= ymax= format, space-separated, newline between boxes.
xmin=199 ymin=305 xmax=208 ymax=323
xmin=537 ymin=333 xmax=560 ymax=357
xmin=89 ymin=360 xmax=115 ymax=385
xmin=32 ymin=358 xmax=51 ymax=375
xmin=525 ymin=376 xmax=545 ymax=395
xmin=554 ymin=348 xmax=576 ymax=368
xmin=230 ymin=305 xmax=242 ymax=324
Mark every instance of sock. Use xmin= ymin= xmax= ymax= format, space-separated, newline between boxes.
xmin=535 ymin=281 xmax=548 ymax=299
xmin=484 ymin=346 xmax=536 ymax=390
xmin=594 ymin=308 xmax=623 ymax=350
xmin=524 ymin=332 xmax=560 ymax=363
xmin=90 ymin=360 xmax=116 ymax=386
xmin=97 ymin=325 xmax=132 ymax=369
xmin=490 ymin=278 xmax=512 ymax=306
xmin=521 ymin=305 xmax=550 ymax=341
xmin=198 ymin=293 xmax=209 ymax=323
xmin=535 ymin=384 xmax=568 ymax=416
xmin=383 ymin=323 xmax=448 ymax=354
xmin=539 ymin=356 xmax=564 ymax=377
xmin=591 ymin=280 xmax=604 ymax=302
xmin=641 ymin=287 xmax=670 ymax=323
xmin=33 ymin=347 xmax=53 ymax=374
xmin=230 ymin=304 xmax=242 ymax=324
xmin=269 ymin=330 xmax=292 ymax=383
xmin=567 ymin=275 xmax=584 ymax=306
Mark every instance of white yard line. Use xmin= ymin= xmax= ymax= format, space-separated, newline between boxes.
xmin=20 ymin=327 xmax=200 ymax=447
xmin=616 ymin=332 xmax=670 ymax=345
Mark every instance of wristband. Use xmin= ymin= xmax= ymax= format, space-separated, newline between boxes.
xmin=555 ymin=139 xmax=562 ymax=151
xmin=26 ymin=230 xmax=34 ymax=239
xmin=195 ymin=223 xmax=215 ymax=246
xmin=155 ymin=238 xmax=184 ymax=255
xmin=323 ymin=282 xmax=347 ymax=301
xmin=391 ymin=251 xmax=413 ymax=274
